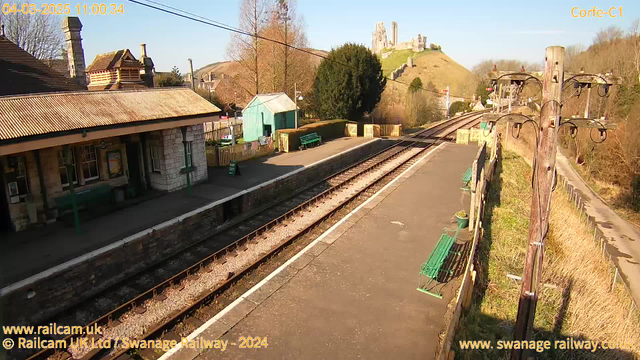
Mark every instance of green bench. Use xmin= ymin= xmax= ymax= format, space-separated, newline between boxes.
xmin=417 ymin=226 xmax=462 ymax=298
xmin=299 ymin=132 xmax=322 ymax=150
xmin=55 ymin=183 xmax=113 ymax=214
xmin=460 ymin=166 xmax=473 ymax=190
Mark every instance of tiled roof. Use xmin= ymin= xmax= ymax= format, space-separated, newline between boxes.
xmin=0 ymin=88 xmax=221 ymax=142
xmin=86 ymin=49 xmax=143 ymax=72
xmin=0 ymin=35 xmax=86 ymax=96
xmin=41 ymin=58 xmax=70 ymax=78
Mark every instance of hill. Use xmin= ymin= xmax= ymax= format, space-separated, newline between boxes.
xmin=194 ymin=48 xmax=329 ymax=80
xmin=381 ymin=49 xmax=476 ymax=98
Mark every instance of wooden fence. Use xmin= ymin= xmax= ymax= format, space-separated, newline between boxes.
xmin=206 ymin=138 xmax=275 ymax=167
xmin=438 ymin=131 xmax=501 ymax=360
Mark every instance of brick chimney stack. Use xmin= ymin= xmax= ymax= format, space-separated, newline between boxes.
xmin=139 ymin=43 xmax=155 ymax=88
xmin=62 ymin=17 xmax=87 ymax=88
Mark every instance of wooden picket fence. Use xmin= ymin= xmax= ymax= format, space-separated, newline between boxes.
xmin=206 ymin=138 xmax=275 ymax=167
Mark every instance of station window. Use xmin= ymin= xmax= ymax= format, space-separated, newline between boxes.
xmin=80 ymin=145 xmax=100 ymax=181
xmin=58 ymin=149 xmax=78 ymax=187
xmin=181 ymin=141 xmax=193 ymax=169
xmin=150 ymin=145 xmax=163 ymax=172
xmin=7 ymin=156 xmax=30 ymax=203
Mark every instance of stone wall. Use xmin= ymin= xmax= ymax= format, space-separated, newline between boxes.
xmin=146 ymin=126 xmax=207 ymax=192
xmin=1 ymin=139 xmax=392 ymax=325
xmin=1 ymin=138 xmax=130 ymax=231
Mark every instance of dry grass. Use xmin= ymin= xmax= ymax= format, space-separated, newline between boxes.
xmin=454 ymin=149 xmax=640 ymax=360
xmin=567 ymin=160 xmax=640 ymax=227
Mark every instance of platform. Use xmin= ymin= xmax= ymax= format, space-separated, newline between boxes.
xmin=0 ymin=137 xmax=377 ymax=289
xmin=167 ymin=143 xmax=479 ymax=360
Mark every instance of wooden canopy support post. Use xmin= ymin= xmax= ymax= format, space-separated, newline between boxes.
xmin=63 ymin=145 xmax=81 ymax=234
xmin=33 ymin=149 xmax=50 ymax=219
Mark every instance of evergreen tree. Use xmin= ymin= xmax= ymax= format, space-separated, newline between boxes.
xmin=408 ymin=77 xmax=423 ymax=94
xmin=312 ymin=43 xmax=386 ymax=120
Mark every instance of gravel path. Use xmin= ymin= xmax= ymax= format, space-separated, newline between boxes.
xmin=65 ymin=147 xmax=423 ymax=359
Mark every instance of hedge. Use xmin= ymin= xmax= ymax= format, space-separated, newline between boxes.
xmin=276 ymin=119 xmax=350 ymax=151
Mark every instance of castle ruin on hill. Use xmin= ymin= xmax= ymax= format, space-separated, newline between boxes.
xmin=371 ymin=21 xmax=426 ymax=55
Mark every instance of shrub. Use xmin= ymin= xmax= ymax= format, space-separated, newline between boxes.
xmin=449 ymin=101 xmax=471 ymax=114
xmin=276 ymin=120 xmax=350 ymax=151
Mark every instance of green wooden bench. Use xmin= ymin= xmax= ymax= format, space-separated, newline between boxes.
xmin=417 ymin=226 xmax=462 ymax=298
xmin=55 ymin=183 xmax=113 ymax=214
xmin=460 ymin=166 xmax=473 ymax=191
xmin=299 ymin=132 xmax=322 ymax=150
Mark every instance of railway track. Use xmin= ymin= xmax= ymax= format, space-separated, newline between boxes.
xmin=18 ymin=112 xmax=485 ymax=360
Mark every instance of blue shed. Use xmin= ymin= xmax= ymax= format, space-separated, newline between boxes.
xmin=242 ymin=93 xmax=297 ymax=142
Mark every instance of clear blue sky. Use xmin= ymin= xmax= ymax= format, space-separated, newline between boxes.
xmin=66 ymin=0 xmax=640 ymax=72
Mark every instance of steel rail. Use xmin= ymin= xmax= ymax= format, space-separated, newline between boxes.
xmin=24 ymin=112 xmax=483 ymax=360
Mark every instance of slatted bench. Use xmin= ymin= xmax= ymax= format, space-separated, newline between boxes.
xmin=55 ymin=183 xmax=113 ymax=214
xmin=460 ymin=166 xmax=473 ymax=190
xmin=417 ymin=226 xmax=462 ymax=298
xmin=299 ymin=132 xmax=322 ymax=150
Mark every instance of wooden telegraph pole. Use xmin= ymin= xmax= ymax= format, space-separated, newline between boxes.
xmin=511 ymin=46 xmax=564 ymax=360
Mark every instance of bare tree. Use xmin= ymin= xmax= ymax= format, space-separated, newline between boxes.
xmin=472 ymin=59 xmax=542 ymax=78
xmin=260 ymin=0 xmax=311 ymax=97
xmin=565 ymin=44 xmax=585 ymax=72
xmin=629 ymin=19 xmax=640 ymax=83
xmin=592 ymin=26 xmax=624 ymax=47
xmin=0 ymin=1 xmax=63 ymax=60
xmin=226 ymin=0 xmax=267 ymax=96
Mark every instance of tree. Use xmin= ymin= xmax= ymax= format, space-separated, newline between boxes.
xmin=312 ymin=43 xmax=386 ymax=120
xmin=226 ymin=0 xmax=267 ymax=96
xmin=0 ymin=1 xmax=63 ymax=59
xmin=258 ymin=0 xmax=312 ymax=97
xmin=565 ymin=44 xmax=585 ymax=72
xmin=408 ymin=77 xmax=423 ymax=94
xmin=425 ymin=80 xmax=437 ymax=92
xmin=405 ymin=91 xmax=440 ymax=127
xmin=156 ymin=66 xmax=184 ymax=87
xmin=475 ymin=81 xmax=491 ymax=105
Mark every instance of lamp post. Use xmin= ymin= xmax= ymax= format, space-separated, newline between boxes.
xmin=294 ymin=83 xmax=303 ymax=129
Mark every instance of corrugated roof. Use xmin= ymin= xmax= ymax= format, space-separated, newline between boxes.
xmin=0 ymin=35 xmax=86 ymax=96
xmin=249 ymin=93 xmax=297 ymax=114
xmin=0 ymin=88 xmax=221 ymax=142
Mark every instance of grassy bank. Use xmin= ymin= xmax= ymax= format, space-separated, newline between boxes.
xmin=566 ymin=158 xmax=640 ymax=227
xmin=454 ymin=150 xmax=640 ymax=360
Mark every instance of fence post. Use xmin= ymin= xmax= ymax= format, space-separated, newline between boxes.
xmin=611 ymin=268 xmax=618 ymax=292
xmin=469 ymin=160 xmax=478 ymax=230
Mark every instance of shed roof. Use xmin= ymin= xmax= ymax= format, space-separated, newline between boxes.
xmin=0 ymin=35 xmax=86 ymax=96
xmin=245 ymin=93 xmax=296 ymax=114
xmin=0 ymin=88 xmax=221 ymax=142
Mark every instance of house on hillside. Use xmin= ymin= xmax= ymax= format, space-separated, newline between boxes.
xmin=0 ymin=17 xmax=221 ymax=233
xmin=472 ymin=99 xmax=485 ymax=111
xmin=86 ymin=45 xmax=155 ymax=90
xmin=242 ymin=93 xmax=297 ymax=142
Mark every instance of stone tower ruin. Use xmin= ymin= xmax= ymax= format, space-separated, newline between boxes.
xmin=371 ymin=22 xmax=388 ymax=55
